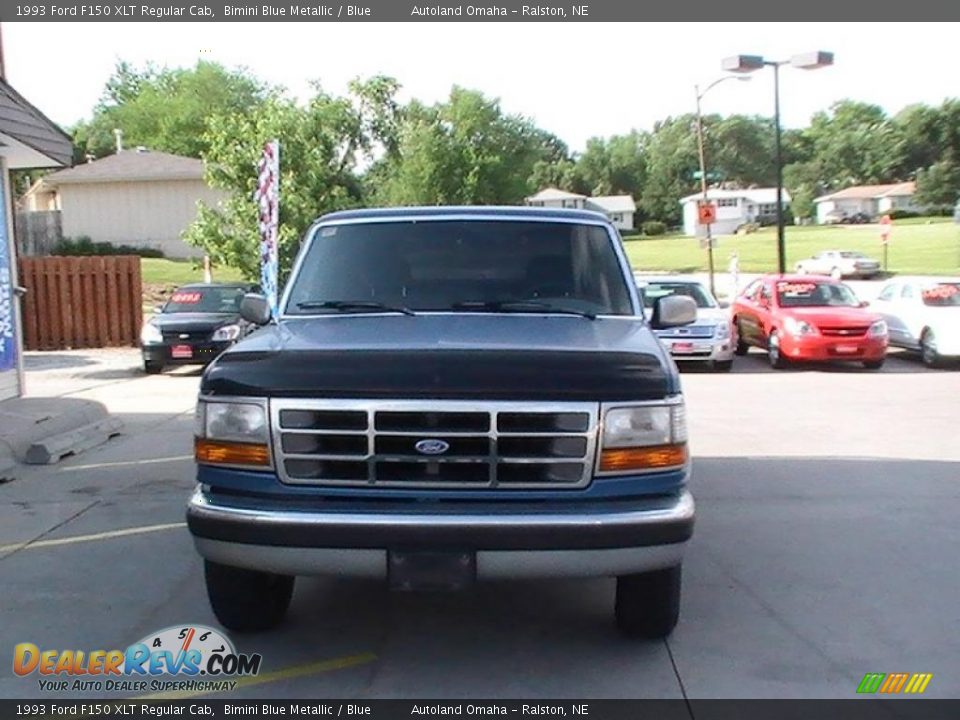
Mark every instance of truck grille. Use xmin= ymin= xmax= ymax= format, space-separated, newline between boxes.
xmin=271 ymin=400 xmax=599 ymax=489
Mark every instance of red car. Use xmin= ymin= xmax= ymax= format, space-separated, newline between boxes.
xmin=732 ymin=274 xmax=888 ymax=369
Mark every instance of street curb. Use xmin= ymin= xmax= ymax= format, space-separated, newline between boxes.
xmin=0 ymin=397 xmax=124 ymax=471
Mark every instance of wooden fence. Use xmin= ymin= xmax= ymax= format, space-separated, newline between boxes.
xmin=17 ymin=256 xmax=142 ymax=350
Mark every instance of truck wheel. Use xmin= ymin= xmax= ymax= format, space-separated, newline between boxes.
xmin=204 ymin=560 xmax=295 ymax=632
xmin=143 ymin=360 xmax=164 ymax=374
xmin=615 ymin=565 xmax=681 ymax=639
xmin=711 ymin=359 xmax=733 ymax=373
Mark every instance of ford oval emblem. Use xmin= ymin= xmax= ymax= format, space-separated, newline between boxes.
xmin=415 ymin=439 xmax=450 ymax=456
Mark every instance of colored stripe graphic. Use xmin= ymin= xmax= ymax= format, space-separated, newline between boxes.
xmin=858 ymin=672 xmax=932 ymax=694
xmin=857 ymin=673 xmax=885 ymax=694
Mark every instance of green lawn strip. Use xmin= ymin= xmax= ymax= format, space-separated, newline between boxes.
xmin=625 ymin=219 xmax=960 ymax=275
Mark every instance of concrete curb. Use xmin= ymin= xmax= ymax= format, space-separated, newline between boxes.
xmin=0 ymin=397 xmax=124 ymax=473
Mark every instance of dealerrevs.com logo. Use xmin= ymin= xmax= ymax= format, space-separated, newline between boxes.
xmin=13 ymin=625 xmax=262 ymax=694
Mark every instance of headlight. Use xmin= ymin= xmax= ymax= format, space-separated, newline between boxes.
xmin=783 ymin=316 xmax=817 ymax=336
xmin=868 ymin=320 xmax=888 ymax=337
xmin=140 ymin=322 xmax=163 ymax=345
xmin=599 ymin=402 xmax=688 ymax=473
xmin=714 ymin=322 xmax=730 ymax=339
xmin=195 ymin=399 xmax=271 ymax=468
xmin=212 ymin=324 xmax=242 ymax=342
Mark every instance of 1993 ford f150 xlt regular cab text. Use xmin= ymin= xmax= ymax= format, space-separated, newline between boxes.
xmin=186 ymin=207 xmax=698 ymax=639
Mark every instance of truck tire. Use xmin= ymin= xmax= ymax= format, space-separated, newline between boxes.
xmin=615 ymin=565 xmax=681 ymax=639
xmin=143 ymin=360 xmax=164 ymax=374
xmin=204 ymin=560 xmax=295 ymax=632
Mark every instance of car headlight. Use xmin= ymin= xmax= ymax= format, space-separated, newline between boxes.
xmin=211 ymin=324 xmax=241 ymax=342
xmin=783 ymin=316 xmax=818 ymax=336
xmin=868 ymin=320 xmax=888 ymax=337
xmin=194 ymin=399 xmax=271 ymax=468
xmin=599 ymin=401 xmax=688 ymax=473
xmin=714 ymin=322 xmax=730 ymax=339
xmin=140 ymin=322 xmax=163 ymax=345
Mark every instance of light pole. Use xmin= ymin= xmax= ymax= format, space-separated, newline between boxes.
xmin=695 ymin=76 xmax=750 ymax=298
xmin=721 ymin=51 xmax=834 ymax=274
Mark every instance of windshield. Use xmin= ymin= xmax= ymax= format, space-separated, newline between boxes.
xmin=163 ymin=286 xmax=247 ymax=314
xmin=284 ymin=220 xmax=634 ymax=316
xmin=921 ymin=283 xmax=960 ymax=307
xmin=640 ymin=282 xmax=716 ymax=309
xmin=776 ymin=280 xmax=861 ymax=308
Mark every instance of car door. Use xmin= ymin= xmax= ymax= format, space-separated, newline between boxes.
xmin=873 ymin=282 xmax=907 ymax=346
xmin=809 ymin=252 xmax=828 ymax=274
xmin=735 ymin=279 xmax=763 ymax=345
xmin=753 ymin=281 xmax=776 ymax=347
xmin=897 ymin=283 xmax=926 ymax=348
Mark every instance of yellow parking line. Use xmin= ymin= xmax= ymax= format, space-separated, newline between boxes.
xmin=59 ymin=455 xmax=193 ymax=472
xmin=0 ymin=522 xmax=187 ymax=554
xmin=136 ymin=652 xmax=378 ymax=700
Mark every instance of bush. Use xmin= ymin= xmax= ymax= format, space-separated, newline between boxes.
xmin=887 ymin=209 xmax=919 ymax=220
xmin=642 ymin=220 xmax=667 ymax=236
xmin=53 ymin=236 xmax=164 ymax=258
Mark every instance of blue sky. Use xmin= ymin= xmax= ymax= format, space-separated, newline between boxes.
xmin=6 ymin=22 xmax=957 ymax=152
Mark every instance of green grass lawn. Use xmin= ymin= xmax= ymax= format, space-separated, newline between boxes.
xmin=624 ymin=218 xmax=960 ymax=275
xmin=141 ymin=258 xmax=245 ymax=286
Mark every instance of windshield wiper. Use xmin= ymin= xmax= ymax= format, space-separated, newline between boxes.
xmin=450 ymin=300 xmax=596 ymax=320
xmin=295 ymin=300 xmax=416 ymax=316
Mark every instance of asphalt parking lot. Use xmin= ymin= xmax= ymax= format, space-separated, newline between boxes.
xmin=1 ymin=346 xmax=958 ymax=700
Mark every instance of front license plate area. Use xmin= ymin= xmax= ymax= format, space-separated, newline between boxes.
xmin=834 ymin=344 xmax=858 ymax=354
xmin=671 ymin=342 xmax=695 ymax=354
xmin=171 ymin=344 xmax=193 ymax=359
xmin=389 ymin=551 xmax=476 ymax=591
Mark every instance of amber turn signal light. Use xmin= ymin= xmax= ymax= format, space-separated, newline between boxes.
xmin=195 ymin=438 xmax=270 ymax=467
xmin=599 ymin=443 xmax=687 ymax=472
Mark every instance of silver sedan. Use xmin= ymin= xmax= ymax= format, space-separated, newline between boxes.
xmin=636 ymin=276 xmax=736 ymax=372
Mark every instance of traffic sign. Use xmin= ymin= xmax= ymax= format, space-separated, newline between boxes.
xmin=698 ymin=201 xmax=717 ymax=225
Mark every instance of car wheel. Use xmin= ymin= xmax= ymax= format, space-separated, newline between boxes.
xmin=711 ymin=359 xmax=734 ymax=373
xmin=768 ymin=330 xmax=789 ymax=369
xmin=734 ymin=319 xmax=749 ymax=356
xmin=863 ymin=359 xmax=885 ymax=370
xmin=830 ymin=267 xmax=843 ymax=281
xmin=615 ymin=565 xmax=681 ymax=639
xmin=920 ymin=329 xmax=943 ymax=369
xmin=204 ymin=560 xmax=295 ymax=632
xmin=143 ymin=360 xmax=164 ymax=374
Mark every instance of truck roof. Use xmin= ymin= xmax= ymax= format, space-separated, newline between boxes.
xmin=317 ymin=205 xmax=611 ymax=224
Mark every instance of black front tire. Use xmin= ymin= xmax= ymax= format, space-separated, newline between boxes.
xmin=734 ymin=320 xmax=749 ymax=356
xmin=711 ymin=359 xmax=734 ymax=373
xmin=615 ymin=565 xmax=682 ymax=639
xmin=204 ymin=560 xmax=295 ymax=632
xmin=920 ymin=330 xmax=943 ymax=369
xmin=143 ymin=360 xmax=164 ymax=374
xmin=767 ymin=331 xmax=790 ymax=369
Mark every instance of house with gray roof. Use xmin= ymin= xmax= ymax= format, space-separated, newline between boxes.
xmin=28 ymin=147 xmax=227 ymax=258
xmin=525 ymin=188 xmax=637 ymax=231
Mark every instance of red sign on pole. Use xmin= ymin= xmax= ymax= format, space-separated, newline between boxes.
xmin=698 ymin=201 xmax=717 ymax=225
xmin=880 ymin=213 xmax=892 ymax=245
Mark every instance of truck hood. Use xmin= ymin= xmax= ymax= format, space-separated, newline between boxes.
xmin=201 ymin=314 xmax=676 ymax=401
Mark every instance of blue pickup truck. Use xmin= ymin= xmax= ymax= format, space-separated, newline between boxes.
xmin=186 ymin=206 xmax=697 ymax=639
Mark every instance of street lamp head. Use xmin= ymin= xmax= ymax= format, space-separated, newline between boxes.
xmin=790 ymin=51 xmax=834 ymax=70
xmin=721 ymin=55 xmax=765 ymax=73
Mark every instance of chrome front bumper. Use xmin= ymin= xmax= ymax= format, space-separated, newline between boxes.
xmin=186 ymin=487 xmax=694 ymax=579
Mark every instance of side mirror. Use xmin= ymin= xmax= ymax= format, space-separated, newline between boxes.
xmin=860 ymin=300 xmax=870 ymax=308
xmin=651 ymin=295 xmax=697 ymax=329
xmin=240 ymin=293 xmax=272 ymax=325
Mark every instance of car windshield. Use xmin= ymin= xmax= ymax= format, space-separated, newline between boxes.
xmin=776 ymin=280 xmax=861 ymax=308
xmin=163 ymin=287 xmax=247 ymax=314
xmin=640 ymin=282 xmax=716 ymax=309
xmin=284 ymin=220 xmax=634 ymax=316
xmin=921 ymin=283 xmax=960 ymax=307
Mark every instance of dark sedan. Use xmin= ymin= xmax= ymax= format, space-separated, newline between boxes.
xmin=140 ymin=283 xmax=258 ymax=374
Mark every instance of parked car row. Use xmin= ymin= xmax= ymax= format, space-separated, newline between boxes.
xmin=794 ymin=249 xmax=881 ymax=279
xmin=636 ymin=273 xmax=959 ymax=371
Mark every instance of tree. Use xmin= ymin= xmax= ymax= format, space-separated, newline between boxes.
xmin=73 ymin=60 xmax=272 ymax=159
xmin=375 ymin=87 xmax=568 ymax=205
xmin=573 ymin=132 xmax=648 ymax=198
xmin=915 ymin=160 xmax=960 ymax=207
xmin=183 ymin=77 xmax=401 ymax=280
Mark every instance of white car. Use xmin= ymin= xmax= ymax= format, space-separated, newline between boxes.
xmin=795 ymin=250 xmax=881 ymax=279
xmin=871 ymin=277 xmax=960 ymax=367
xmin=636 ymin=275 xmax=736 ymax=372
